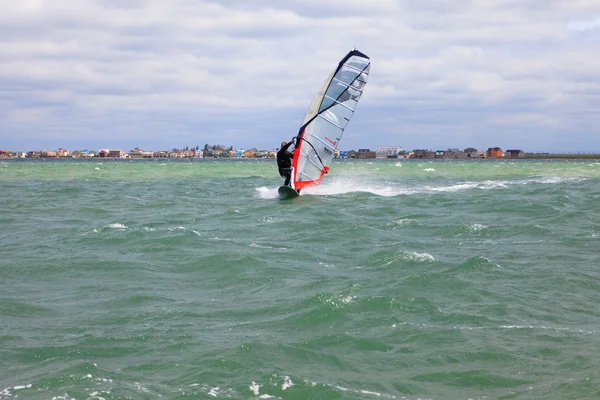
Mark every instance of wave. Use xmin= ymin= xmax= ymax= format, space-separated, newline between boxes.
xmin=80 ymin=224 xmax=202 ymax=238
xmin=255 ymin=175 xmax=584 ymax=198
xmin=255 ymin=186 xmax=279 ymax=199
xmin=364 ymin=248 xmax=437 ymax=269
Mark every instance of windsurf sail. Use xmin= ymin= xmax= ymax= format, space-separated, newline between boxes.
xmin=291 ymin=48 xmax=370 ymax=190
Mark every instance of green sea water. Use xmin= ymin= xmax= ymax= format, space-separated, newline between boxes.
xmin=1 ymin=158 xmax=600 ymax=399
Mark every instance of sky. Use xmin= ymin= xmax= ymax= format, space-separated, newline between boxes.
xmin=1 ymin=0 xmax=599 ymax=153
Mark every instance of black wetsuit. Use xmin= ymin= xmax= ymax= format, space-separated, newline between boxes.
xmin=277 ymin=141 xmax=294 ymax=186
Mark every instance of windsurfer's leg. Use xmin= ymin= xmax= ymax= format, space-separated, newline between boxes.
xmin=284 ymin=172 xmax=291 ymax=186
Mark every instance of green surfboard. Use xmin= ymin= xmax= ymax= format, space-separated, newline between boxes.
xmin=278 ymin=186 xmax=300 ymax=200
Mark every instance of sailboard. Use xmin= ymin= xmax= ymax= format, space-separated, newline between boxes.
xmin=278 ymin=185 xmax=300 ymax=200
xmin=290 ymin=48 xmax=370 ymax=191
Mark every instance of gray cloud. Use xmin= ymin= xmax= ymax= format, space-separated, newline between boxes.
xmin=1 ymin=0 xmax=599 ymax=152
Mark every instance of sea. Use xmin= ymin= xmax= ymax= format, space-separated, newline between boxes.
xmin=1 ymin=158 xmax=600 ymax=400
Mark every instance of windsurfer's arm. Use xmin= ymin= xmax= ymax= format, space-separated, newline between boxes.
xmin=288 ymin=136 xmax=299 ymax=151
xmin=282 ymin=141 xmax=293 ymax=152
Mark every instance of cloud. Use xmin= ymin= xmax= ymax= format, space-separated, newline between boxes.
xmin=1 ymin=0 xmax=599 ymax=152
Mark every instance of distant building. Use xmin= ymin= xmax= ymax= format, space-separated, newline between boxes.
xmin=357 ymin=148 xmax=376 ymax=159
xmin=463 ymin=148 xmax=482 ymax=158
xmin=80 ymin=149 xmax=94 ymax=158
xmin=505 ymin=149 xmax=525 ymax=158
xmin=41 ymin=150 xmax=57 ymax=158
xmin=347 ymin=150 xmax=357 ymax=159
xmin=486 ymin=147 xmax=503 ymax=158
xmin=154 ymin=151 xmax=170 ymax=158
xmin=446 ymin=149 xmax=468 ymax=159
xmin=57 ymin=148 xmax=70 ymax=157
xmin=129 ymin=148 xmax=144 ymax=158
xmin=128 ymin=148 xmax=152 ymax=158
xmin=410 ymin=149 xmax=435 ymax=159
xmin=180 ymin=150 xmax=195 ymax=158
xmin=376 ymin=146 xmax=403 ymax=159
xmin=108 ymin=149 xmax=124 ymax=158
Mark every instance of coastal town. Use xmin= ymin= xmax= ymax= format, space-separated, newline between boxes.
xmin=0 ymin=145 xmax=530 ymax=159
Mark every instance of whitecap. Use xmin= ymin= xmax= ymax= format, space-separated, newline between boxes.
xmin=479 ymin=180 xmax=508 ymax=189
xmin=404 ymin=251 xmax=436 ymax=262
xmin=249 ymin=381 xmax=260 ymax=395
xmin=423 ymin=168 xmax=436 ymax=172
xmin=330 ymin=384 xmax=395 ymax=399
xmin=282 ymin=376 xmax=294 ymax=390
xmin=500 ymin=324 xmax=597 ymax=334
xmin=259 ymin=216 xmax=278 ymax=223
xmin=361 ymin=389 xmax=384 ymax=396
xmin=133 ymin=382 xmax=150 ymax=393
xmin=430 ymin=182 xmax=479 ymax=192
xmin=250 ymin=242 xmax=274 ymax=249
xmin=318 ymin=261 xmax=336 ymax=268
xmin=107 ymin=223 xmax=127 ymax=229
xmin=256 ymin=186 xmax=278 ymax=199
xmin=324 ymin=294 xmax=355 ymax=308
xmin=390 ymin=219 xmax=420 ymax=227
xmin=304 ymin=178 xmax=414 ymax=197
xmin=469 ymin=224 xmax=488 ymax=231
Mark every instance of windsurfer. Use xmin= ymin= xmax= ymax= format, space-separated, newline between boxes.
xmin=277 ymin=138 xmax=296 ymax=187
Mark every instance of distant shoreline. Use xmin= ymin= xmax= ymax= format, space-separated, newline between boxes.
xmin=2 ymin=154 xmax=600 ymax=161
xmin=522 ymin=154 xmax=600 ymax=160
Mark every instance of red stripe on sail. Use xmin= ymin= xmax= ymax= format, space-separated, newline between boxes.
xmin=292 ymin=128 xmax=328 ymax=190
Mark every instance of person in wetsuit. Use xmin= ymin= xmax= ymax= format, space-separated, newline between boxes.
xmin=277 ymin=138 xmax=296 ymax=187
